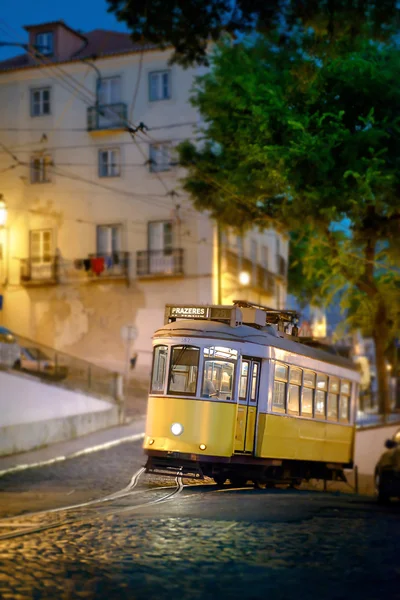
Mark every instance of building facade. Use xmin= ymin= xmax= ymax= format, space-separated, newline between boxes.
xmin=0 ymin=21 xmax=288 ymax=375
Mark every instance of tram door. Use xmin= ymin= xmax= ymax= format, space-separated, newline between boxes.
xmin=234 ymin=359 xmax=261 ymax=453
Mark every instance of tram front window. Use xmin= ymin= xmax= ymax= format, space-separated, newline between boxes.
xmin=202 ymin=359 xmax=235 ymax=399
xmin=168 ymin=346 xmax=199 ymax=395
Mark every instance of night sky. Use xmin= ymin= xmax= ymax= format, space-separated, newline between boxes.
xmin=0 ymin=0 xmax=130 ymax=60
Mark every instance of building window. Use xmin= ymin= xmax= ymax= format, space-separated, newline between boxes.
xmin=30 ymin=155 xmax=52 ymax=183
xmin=35 ymin=32 xmax=54 ymax=56
xmin=98 ymin=148 xmax=120 ymax=177
xmin=96 ymin=224 xmax=122 ymax=255
xmin=30 ymin=229 xmax=52 ymax=263
xmin=149 ymin=143 xmax=172 ymax=172
xmin=149 ymin=70 xmax=171 ymax=101
xmin=31 ymin=88 xmax=51 ymax=117
xmin=98 ymin=76 xmax=121 ymax=105
xmin=148 ymin=221 xmax=173 ymax=252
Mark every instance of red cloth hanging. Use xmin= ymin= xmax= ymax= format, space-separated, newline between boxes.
xmin=91 ymin=257 xmax=105 ymax=275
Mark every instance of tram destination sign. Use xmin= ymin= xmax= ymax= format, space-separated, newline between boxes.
xmin=167 ymin=306 xmax=211 ymax=320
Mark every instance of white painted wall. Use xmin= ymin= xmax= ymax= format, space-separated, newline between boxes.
xmin=0 ymin=369 xmax=114 ymax=427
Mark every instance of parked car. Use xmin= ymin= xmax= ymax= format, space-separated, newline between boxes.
xmin=20 ymin=346 xmax=68 ymax=380
xmin=0 ymin=326 xmax=21 ymax=369
xmin=375 ymin=428 xmax=400 ymax=503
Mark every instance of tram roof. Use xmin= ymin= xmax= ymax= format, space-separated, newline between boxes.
xmin=154 ymin=320 xmax=358 ymax=372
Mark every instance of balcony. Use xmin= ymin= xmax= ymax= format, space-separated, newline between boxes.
xmin=223 ymin=250 xmax=275 ymax=295
xmin=87 ymin=103 xmax=128 ymax=133
xmin=20 ymin=257 xmax=59 ymax=286
xmin=77 ymin=252 xmax=130 ymax=282
xmin=136 ymin=249 xmax=184 ymax=279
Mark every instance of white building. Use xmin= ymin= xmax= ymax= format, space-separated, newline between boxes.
xmin=0 ymin=20 xmax=288 ymax=375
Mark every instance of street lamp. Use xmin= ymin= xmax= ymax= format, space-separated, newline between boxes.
xmin=0 ymin=196 xmax=7 ymax=227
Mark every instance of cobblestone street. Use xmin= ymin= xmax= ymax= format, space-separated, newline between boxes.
xmin=0 ymin=439 xmax=399 ymax=600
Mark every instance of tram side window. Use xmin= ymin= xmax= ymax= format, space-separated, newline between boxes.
xmin=151 ymin=345 xmax=168 ymax=393
xmin=288 ymin=367 xmax=301 ymax=415
xmin=272 ymin=363 xmax=287 ymax=413
xmin=250 ymin=363 xmax=259 ymax=402
xmin=315 ymin=374 xmax=327 ymax=419
xmin=168 ymin=346 xmax=199 ymax=395
xmin=239 ymin=361 xmax=249 ymax=399
xmin=327 ymin=377 xmax=339 ymax=421
xmin=339 ymin=380 xmax=351 ymax=423
xmin=301 ymin=370 xmax=315 ymax=416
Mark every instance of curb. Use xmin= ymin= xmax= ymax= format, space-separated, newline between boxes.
xmin=0 ymin=432 xmax=145 ymax=478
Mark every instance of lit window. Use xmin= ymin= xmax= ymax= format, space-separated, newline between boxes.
xmin=327 ymin=393 xmax=339 ymax=421
xmin=275 ymin=363 xmax=288 ymax=382
xmin=288 ymin=384 xmax=300 ymax=415
xmin=201 ymin=357 xmax=235 ymax=400
xmin=168 ymin=346 xmax=200 ymax=395
xmin=315 ymin=390 xmax=326 ymax=419
xmin=239 ymin=360 xmax=249 ymax=399
xmin=30 ymin=155 xmax=52 ymax=183
xmin=250 ymin=363 xmax=259 ymax=402
xmin=149 ymin=71 xmax=171 ymax=101
xmin=98 ymin=148 xmax=120 ymax=177
xmin=272 ymin=381 xmax=286 ymax=413
xmin=31 ymin=88 xmax=51 ymax=117
xmin=301 ymin=387 xmax=313 ymax=416
xmin=35 ymin=32 xmax=54 ymax=56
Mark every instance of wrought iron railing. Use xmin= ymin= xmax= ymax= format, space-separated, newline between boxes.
xmin=136 ymin=248 xmax=184 ymax=277
xmin=20 ymin=256 xmax=59 ymax=285
xmin=74 ymin=252 xmax=130 ymax=280
xmin=87 ymin=102 xmax=128 ymax=131
xmin=223 ymin=250 xmax=275 ymax=295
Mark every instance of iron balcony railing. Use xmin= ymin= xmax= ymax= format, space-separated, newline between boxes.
xmin=87 ymin=102 xmax=128 ymax=132
xmin=223 ymin=250 xmax=275 ymax=295
xmin=136 ymin=248 xmax=184 ymax=277
xmin=20 ymin=256 xmax=59 ymax=285
xmin=77 ymin=252 xmax=130 ymax=280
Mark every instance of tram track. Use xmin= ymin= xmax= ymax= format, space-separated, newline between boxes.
xmin=0 ymin=467 xmax=185 ymax=542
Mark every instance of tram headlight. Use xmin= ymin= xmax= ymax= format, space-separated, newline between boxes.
xmin=199 ymin=444 xmax=207 ymax=451
xmin=148 ymin=439 xmax=154 ymax=445
xmin=171 ymin=422 xmax=184 ymax=436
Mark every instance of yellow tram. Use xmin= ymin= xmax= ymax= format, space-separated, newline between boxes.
xmin=143 ymin=302 xmax=359 ymax=487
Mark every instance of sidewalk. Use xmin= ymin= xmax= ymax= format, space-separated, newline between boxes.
xmin=0 ymin=416 xmax=146 ymax=477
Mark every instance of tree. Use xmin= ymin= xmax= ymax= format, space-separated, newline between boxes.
xmin=178 ymin=37 xmax=400 ymax=415
xmin=106 ymin=0 xmax=398 ymax=66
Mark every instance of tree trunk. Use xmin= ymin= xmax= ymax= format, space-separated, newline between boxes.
xmin=372 ymin=300 xmax=391 ymax=417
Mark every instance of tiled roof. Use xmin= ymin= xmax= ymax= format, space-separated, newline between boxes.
xmin=0 ymin=27 xmax=158 ymax=73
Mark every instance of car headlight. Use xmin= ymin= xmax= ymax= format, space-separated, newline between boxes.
xmin=171 ymin=422 xmax=184 ymax=436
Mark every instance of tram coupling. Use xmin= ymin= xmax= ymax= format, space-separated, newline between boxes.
xmin=145 ymin=456 xmax=205 ymax=480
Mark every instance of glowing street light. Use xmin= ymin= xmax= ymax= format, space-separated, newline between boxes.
xmin=239 ymin=270 xmax=250 ymax=286
xmin=0 ymin=196 xmax=7 ymax=227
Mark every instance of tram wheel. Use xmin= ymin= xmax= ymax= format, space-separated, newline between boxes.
xmin=213 ymin=475 xmax=227 ymax=487
xmin=229 ymin=476 xmax=247 ymax=488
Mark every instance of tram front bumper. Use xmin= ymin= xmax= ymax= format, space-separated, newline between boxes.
xmin=145 ymin=452 xmax=205 ymax=479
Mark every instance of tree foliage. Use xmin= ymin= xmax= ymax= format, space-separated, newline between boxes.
xmin=178 ymin=36 xmax=400 ymax=413
xmin=106 ymin=0 xmax=399 ymax=66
